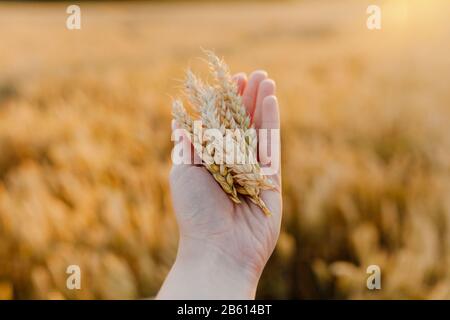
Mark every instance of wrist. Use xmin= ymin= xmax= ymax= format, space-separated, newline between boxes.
xmin=158 ymin=236 xmax=261 ymax=299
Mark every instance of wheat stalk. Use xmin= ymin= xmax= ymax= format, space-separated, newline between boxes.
xmin=172 ymin=51 xmax=276 ymax=216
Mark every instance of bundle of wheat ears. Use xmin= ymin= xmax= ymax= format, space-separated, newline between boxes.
xmin=172 ymin=51 xmax=275 ymax=216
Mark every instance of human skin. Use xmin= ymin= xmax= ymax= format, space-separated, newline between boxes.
xmin=157 ymin=70 xmax=282 ymax=299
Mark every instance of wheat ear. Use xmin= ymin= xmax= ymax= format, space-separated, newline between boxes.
xmin=205 ymin=50 xmax=251 ymax=130
xmin=172 ymin=51 xmax=276 ymax=215
xmin=181 ymin=75 xmax=241 ymax=203
xmin=204 ymin=52 xmax=275 ymax=214
xmin=207 ymin=51 xmax=275 ymax=215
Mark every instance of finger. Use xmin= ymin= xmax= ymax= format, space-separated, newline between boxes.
xmin=260 ymin=95 xmax=280 ymax=130
xmin=232 ymin=72 xmax=247 ymax=95
xmin=259 ymin=95 xmax=281 ymax=186
xmin=253 ymin=79 xmax=276 ymax=129
xmin=242 ymin=70 xmax=267 ymax=118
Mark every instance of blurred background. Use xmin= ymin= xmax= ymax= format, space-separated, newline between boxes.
xmin=0 ymin=0 xmax=449 ymax=299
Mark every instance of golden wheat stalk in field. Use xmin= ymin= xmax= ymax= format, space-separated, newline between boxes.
xmin=172 ymin=51 xmax=275 ymax=215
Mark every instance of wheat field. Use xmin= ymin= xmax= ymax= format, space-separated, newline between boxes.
xmin=0 ymin=0 xmax=449 ymax=299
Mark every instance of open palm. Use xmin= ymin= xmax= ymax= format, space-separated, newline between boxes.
xmin=170 ymin=70 xmax=282 ymax=277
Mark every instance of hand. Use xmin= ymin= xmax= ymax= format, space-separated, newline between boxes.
xmin=157 ymin=71 xmax=282 ymax=299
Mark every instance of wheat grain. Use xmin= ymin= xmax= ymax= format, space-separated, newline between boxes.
xmin=172 ymin=51 xmax=276 ymax=215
